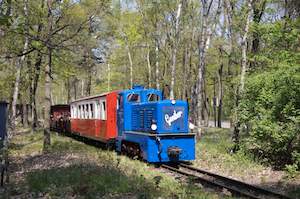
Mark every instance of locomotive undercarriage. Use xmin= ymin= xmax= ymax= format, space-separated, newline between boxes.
xmin=121 ymin=141 xmax=142 ymax=159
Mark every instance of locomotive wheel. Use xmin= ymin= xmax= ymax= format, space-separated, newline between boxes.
xmin=121 ymin=141 xmax=142 ymax=160
xmin=121 ymin=143 xmax=127 ymax=155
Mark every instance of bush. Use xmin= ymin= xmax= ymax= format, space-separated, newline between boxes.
xmin=239 ymin=64 xmax=300 ymax=168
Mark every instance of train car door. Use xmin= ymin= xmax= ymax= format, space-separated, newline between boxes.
xmin=117 ymin=94 xmax=124 ymax=136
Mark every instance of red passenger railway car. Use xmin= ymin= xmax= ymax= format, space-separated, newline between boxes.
xmin=70 ymin=91 xmax=118 ymax=146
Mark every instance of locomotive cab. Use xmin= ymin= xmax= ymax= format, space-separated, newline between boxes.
xmin=117 ymin=85 xmax=163 ymax=134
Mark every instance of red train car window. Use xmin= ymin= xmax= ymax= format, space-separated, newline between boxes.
xmin=85 ymin=104 xmax=89 ymax=119
xmin=100 ymin=101 xmax=106 ymax=120
xmin=78 ymin=105 xmax=82 ymax=119
xmin=90 ymin=103 xmax=94 ymax=119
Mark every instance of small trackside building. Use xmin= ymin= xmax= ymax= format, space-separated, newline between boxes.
xmin=0 ymin=101 xmax=8 ymax=142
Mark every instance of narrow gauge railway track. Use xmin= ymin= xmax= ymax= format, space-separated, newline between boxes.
xmin=161 ymin=163 xmax=293 ymax=199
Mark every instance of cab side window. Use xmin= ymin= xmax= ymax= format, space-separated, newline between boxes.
xmin=127 ymin=94 xmax=140 ymax=103
xmin=147 ymin=93 xmax=160 ymax=102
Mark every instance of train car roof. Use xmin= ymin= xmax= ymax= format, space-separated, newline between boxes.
xmin=51 ymin=104 xmax=70 ymax=108
xmin=71 ymin=90 xmax=120 ymax=104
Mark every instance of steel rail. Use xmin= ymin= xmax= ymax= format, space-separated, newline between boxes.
xmin=161 ymin=163 xmax=293 ymax=199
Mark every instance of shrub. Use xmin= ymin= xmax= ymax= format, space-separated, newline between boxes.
xmin=239 ymin=64 xmax=300 ymax=168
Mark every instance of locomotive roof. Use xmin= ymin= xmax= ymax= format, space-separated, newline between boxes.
xmin=71 ymin=90 xmax=119 ymax=103
xmin=120 ymin=87 xmax=161 ymax=94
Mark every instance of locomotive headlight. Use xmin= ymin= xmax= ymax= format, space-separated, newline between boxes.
xmin=151 ymin=124 xmax=157 ymax=131
xmin=171 ymin=99 xmax=176 ymax=105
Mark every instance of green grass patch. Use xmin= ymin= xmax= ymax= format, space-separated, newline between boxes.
xmin=195 ymin=128 xmax=264 ymax=177
xmin=194 ymin=128 xmax=300 ymax=199
xmin=8 ymin=130 xmax=228 ymax=199
xmin=26 ymin=164 xmax=155 ymax=198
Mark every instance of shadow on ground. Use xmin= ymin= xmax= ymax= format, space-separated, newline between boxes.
xmin=9 ymin=137 xmax=43 ymax=151
xmin=257 ymin=181 xmax=300 ymax=199
xmin=9 ymin=155 xmax=164 ymax=199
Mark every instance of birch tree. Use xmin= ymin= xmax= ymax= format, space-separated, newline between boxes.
xmin=232 ymin=0 xmax=252 ymax=152
xmin=169 ymin=1 xmax=182 ymax=99
xmin=196 ymin=0 xmax=221 ymax=128
xmin=43 ymin=0 xmax=53 ymax=150
xmin=11 ymin=0 xmax=29 ymax=133
xmin=240 ymin=0 xmax=252 ymax=92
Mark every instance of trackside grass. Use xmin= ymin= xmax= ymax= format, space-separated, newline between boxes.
xmin=194 ymin=128 xmax=300 ymax=199
xmin=195 ymin=128 xmax=264 ymax=177
xmin=3 ymin=130 xmax=235 ymax=199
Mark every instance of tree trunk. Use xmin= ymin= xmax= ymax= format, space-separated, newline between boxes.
xmin=190 ymin=83 xmax=198 ymax=124
xmin=11 ymin=0 xmax=29 ymax=133
xmin=155 ymin=38 xmax=160 ymax=90
xmin=250 ymin=0 xmax=266 ymax=68
xmin=233 ymin=0 xmax=252 ymax=152
xmin=217 ymin=63 xmax=223 ymax=128
xmin=107 ymin=63 xmax=110 ymax=91
xmin=81 ymin=79 xmax=84 ymax=97
xmin=22 ymin=99 xmax=28 ymax=128
xmin=43 ymin=0 xmax=53 ymax=151
xmin=44 ymin=48 xmax=51 ymax=150
xmin=196 ymin=0 xmax=222 ymax=128
xmin=186 ymin=22 xmax=195 ymax=103
xmin=182 ymin=45 xmax=188 ymax=100
xmin=86 ymin=66 xmax=92 ymax=96
xmin=213 ymin=77 xmax=217 ymax=127
xmin=32 ymin=54 xmax=42 ymax=131
xmin=147 ymin=47 xmax=151 ymax=88
xmin=170 ymin=1 xmax=182 ymax=100
xmin=127 ymin=45 xmax=133 ymax=88
xmin=28 ymin=55 xmax=33 ymax=125
xmin=196 ymin=0 xmax=209 ymax=128
xmin=170 ymin=46 xmax=177 ymax=100
xmin=32 ymin=0 xmax=44 ymax=131
xmin=224 ymin=0 xmax=235 ymax=76
xmin=65 ymin=78 xmax=71 ymax=103
xmin=73 ymin=78 xmax=77 ymax=100
xmin=203 ymin=91 xmax=209 ymax=126
xmin=240 ymin=1 xmax=252 ymax=92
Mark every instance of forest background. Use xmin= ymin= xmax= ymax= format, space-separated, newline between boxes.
xmin=0 ymin=0 xmax=299 ymax=171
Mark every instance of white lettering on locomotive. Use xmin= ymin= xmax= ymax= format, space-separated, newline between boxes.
xmin=165 ymin=110 xmax=183 ymax=126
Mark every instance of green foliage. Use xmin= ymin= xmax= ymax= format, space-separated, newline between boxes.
xmin=285 ymin=152 xmax=300 ymax=178
xmin=285 ymin=164 xmax=299 ymax=179
xmin=249 ymin=19 xmax=300 ymax=69
xmin=239 ymin=64 xmax=300 ymax=168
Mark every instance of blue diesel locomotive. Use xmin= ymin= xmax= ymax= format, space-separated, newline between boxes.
xmin=116 ymin=85 xmax=195 ymax=163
